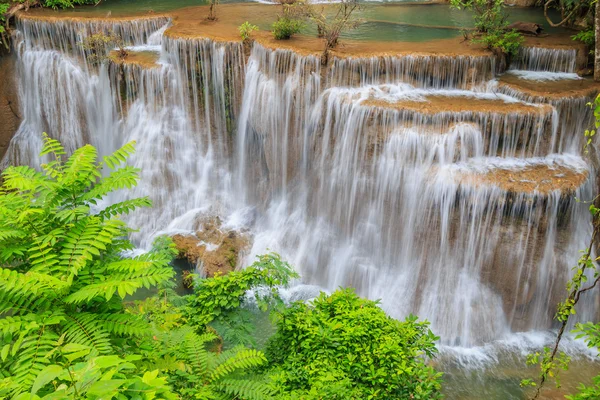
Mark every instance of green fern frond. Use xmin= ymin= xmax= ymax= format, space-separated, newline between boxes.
xmin=10 ymin=328 xmax=58 ymax=393
xmin=218 ymin=378 xmax=274 ymax=400
xmin=96 ymin=197 xmax=152 ymax=220
xmin=2 ymin=166 xmax=53 ymax=194
xmin=102 ymin=141 xmax=136 ymax=170
xmin=95 ymin=313 xmax=151 ymax=337
xmin=40 ymin=133 xmax=66 ymax=179
xmin=57 ymin=217 xmax=103 ymax=275
xmin=210 ymin=347 xmax=267 ymax=382
xmin=184 ymin=330 xmax=216 ymax=377
xmin=0 ymin=314 xmax=42 ymax=336
xmin=81 ymin=166 xmax=141 ymax=203
xmin=0 ymin=228 xmax=27 ymax=242
xmin=64 ymin=268 xmax=174 ymax=304
xmin=61 ymin=145 xmax=101 ymax=188
xmin=27 ymin=237 xmax=60 ymax=274
xmin=63 ymin=313 xmax=112 ymax=355
xmin=0 ymin=269 xmax=56 ymax=315
xmin=39 ymin=133 xmax=66 ymax=159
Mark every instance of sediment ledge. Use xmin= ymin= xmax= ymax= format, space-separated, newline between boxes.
xmin=363 ymin=95 xmax=552 ymax=115
xmin=449 ymin=158 xmax=588 ymax=195
xmin=498 ymin=73 xmax=600 ymax=100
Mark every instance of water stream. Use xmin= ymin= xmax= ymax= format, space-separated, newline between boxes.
xmin=2 ymin=10 xmax=599 ymax=398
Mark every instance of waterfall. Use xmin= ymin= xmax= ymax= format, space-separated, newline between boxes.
xmin=511 ymin=46 xmax=577 ymax=73
xmin=3 ymin=13 xmax=598 ymax=350
xmin=328 ymin=53 xmax=496 ymax=89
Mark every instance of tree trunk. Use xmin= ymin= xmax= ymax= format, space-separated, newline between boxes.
xmin=596 ymin=2 xmax=600 ymax=81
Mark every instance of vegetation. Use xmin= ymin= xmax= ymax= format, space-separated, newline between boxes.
xmin=271 ymin=4 xmax=305 ymax=40
xmin=520 ymin=95 xmax=600 ymax=399
xmin=271 ymin=17 xmax=303 ymax=40
xmin=0 ymin=0 xmax=103 ymax=49
xmin=207 ymin=0 xmax=219 ymax=21
xmin=239 ymin=21 xmax=259 ymax=41
xmin=543 ymin=0 xmax=594 ymax=28
xmin=450 ymin=0 xmax=523 ymax=56
xmin=310 ymin=0 xmax=362 ymax=65
xmin=81 ymin=31 xmax=128 ymax=65
xmin=265 ymin=289 xmax=443 ymax=399
xmin=0 ymin=135 xmax=175 ymax=397
xmin=0 ymin=135 xmax=442 ymax=399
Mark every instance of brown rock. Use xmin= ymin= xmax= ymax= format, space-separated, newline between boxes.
xmin=172 ymin=216 xmax=251 ymax=278
xmin=0 ymin=53 xmax=21 ymax=162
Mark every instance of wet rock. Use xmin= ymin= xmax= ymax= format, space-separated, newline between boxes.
xmin=172 ymin=216 xmax=251 ymax=277
xmin=0 ymin=54 xmax=21 ymax=161
xmin=506 ymin=21 xmax=543 ymax=36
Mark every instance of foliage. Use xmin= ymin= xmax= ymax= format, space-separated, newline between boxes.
xmin=42 ymin=0 xmax=100 ymax=9
xmin=265 ymin=288 xmax=443 ymax=399
xmin=0 ymin=134 xmax=177 ymax=397
xmin=521 ymin=95 xmax=600 ymax=399
xmin=239 ymin=21 xmax=259 ymax=41
xmin=573 ymin=29 xmax=595 ymax=48
xmin=543 ymin=0 xmax=594 ymax=28
xmin=81 ymin=31 xmax=127 ymax=65
xmin=0 ymin=341 xmax=176 ymax=400
xmin=185 ymin=253 xmax=298 ymax=345
xmin=475 ymin=28 xmax=523 ymax=56
xmin=450 ymin=0 xmax=505 ymax=33
xmin=450 ymin=0 xmax=523 ymax=56
xmin=271 ymin=17 xmax=303 ymax=40
xmin=310 ymin=0 xmax=361 ymax=63
xmin=140 ymin=326 xmax=274 ymax=400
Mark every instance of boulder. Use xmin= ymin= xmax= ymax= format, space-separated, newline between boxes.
xmin=172 ymin=216 xmax=251 ymax=278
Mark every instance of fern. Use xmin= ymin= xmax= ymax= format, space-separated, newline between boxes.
xmin=0 ymin=137 xmax=177 ymax=394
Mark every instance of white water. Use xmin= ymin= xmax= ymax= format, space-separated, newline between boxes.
xmin=3 ymin=16 xmax=599 ymax=361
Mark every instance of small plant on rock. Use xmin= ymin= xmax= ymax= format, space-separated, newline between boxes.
xmin=311 ymin=0 xmax=362 ymax=65
xmin=207 ymin=0 xmax=219 ymax=21
xmin=81 ymin=31 xmax=128 ymax=64
xmin=271 ymin=4 xmax=306 ymax=40
xmin=239 ymin=21 xmax=259 ymax=41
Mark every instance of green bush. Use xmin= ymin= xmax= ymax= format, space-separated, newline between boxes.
xmin=477 ymin=28 xmax=523 ymax=56
xmin=265 ymin=288 xmax=443 ymax=399
xmin=239 ymin=21 xmax=259 ymax=41
xmin=271 ymin=17 xmax=303 ymax=40
xmin=450 ymin=0 xmax=523 ymax=56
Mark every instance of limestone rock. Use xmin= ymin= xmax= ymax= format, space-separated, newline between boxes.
xmin=172 ymin=216 xmax=251 ymax=277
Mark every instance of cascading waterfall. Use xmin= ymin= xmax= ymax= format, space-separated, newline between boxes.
xmin=511 ymin=46 xmax=577 ymax=73
xmin=328 ymin=53 xmax=496 ymax=89
xmin=3 ymin=14 xmax=599 ymax=353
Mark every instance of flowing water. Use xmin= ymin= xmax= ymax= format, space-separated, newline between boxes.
xmin=3 ymin=9 xmax=599 ymax=399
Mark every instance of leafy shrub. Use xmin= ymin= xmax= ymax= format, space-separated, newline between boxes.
xmin=271 ymin=17 xmax=303 ymax=40
xmin=477 ymin=28 xmax=523 ymax=56
xmin=450 ymin=0 xmax=523 ymax=56
xmin=185 ymin=253 xmax=298 ymax=328
xmin=239 ymin=21 xmax=259 ymax=41
xmin=81 ymin=31 xmax=127 ymax=64
xmin=42 ymin=0 xmax=99 ymax=9
xmin=0 ymin=135 xmax=177 ymax=397
xmin=265 ymin=288 xmax=443 ymax=399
